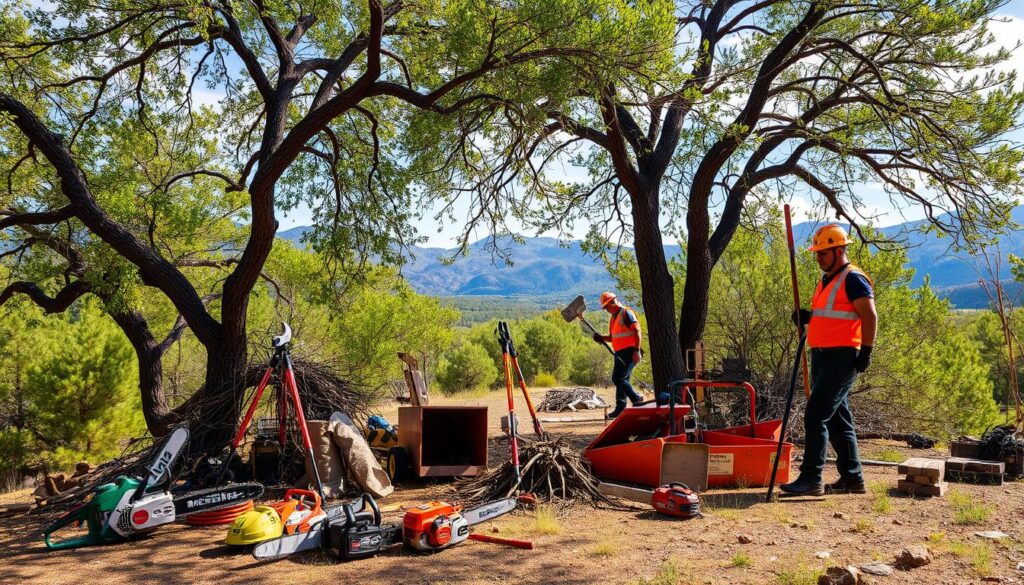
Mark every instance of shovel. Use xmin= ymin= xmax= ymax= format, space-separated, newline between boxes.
xmin=561 ymin=295 xmax=625 ymax=366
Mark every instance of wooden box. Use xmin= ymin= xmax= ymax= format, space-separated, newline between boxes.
xmin=398 ymin=406 xmax=488 ymax=477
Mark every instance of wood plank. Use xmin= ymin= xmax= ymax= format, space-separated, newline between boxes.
xmin=945 ymin=457 xmax=1004 ymax=474
xmin=660 ymin=443 xmax=710 ymax=493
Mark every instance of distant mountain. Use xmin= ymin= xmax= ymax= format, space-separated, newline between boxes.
xmin=277 ymin=206 xmax=1024 ymax=309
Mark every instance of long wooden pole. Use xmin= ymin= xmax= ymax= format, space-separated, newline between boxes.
xmin=784 ymin=205 xmax=812 ymax=399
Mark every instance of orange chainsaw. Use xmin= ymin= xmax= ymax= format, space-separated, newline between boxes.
xmin=402 ymin=498 xmax=517 ymax=552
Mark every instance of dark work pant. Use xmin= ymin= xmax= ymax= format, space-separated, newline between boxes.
xmin=798 ymin=347 xmax=863 ymax=482
xmin=611 ymin=347 xmax=642 ymax=411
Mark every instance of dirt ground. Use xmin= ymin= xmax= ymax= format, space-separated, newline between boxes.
xmin=3 ymin=388 xmax=1024 ymax=585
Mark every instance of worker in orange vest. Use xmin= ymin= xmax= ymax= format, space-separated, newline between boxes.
xmin=780 ymin=224 xmax=877 ymax=497
xmin=594 ymin=292 xmax=643 ymax=419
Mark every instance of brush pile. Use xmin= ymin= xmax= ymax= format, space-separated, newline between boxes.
xmin=537 ymin=387 xmax=607 ymax=412
xmin=457 ymin=438 xmax=628 ymax=508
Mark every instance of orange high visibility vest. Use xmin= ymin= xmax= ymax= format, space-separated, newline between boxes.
xmin=808 ymin=264 xmax=872 ymax=349
xmin=609 ymin=306 xmax=640 ymax=351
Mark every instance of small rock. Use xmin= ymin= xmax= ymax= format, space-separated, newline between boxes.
xmin=891 ymin=518 xmax=903 ymax=525
xmin=1016 ymin=561 xmax=1024 ymax=572
xmin=738 ymin=535 xmax=753 ymax=544
xmin=895 ymin=545 xmax=932 ymax=569
xmin=981 ymin=577 xmax=1002 ymax=583
xmin=491 ymin=526 xmax=500 ymax=533
xmin=769 ymin=556 xmax=778 ymax=562
xmin=976 ymin=531 xmax=1011 ymax=540
xmin=817 ymin=566 xmax=860 ymax=585
xmin=860 ymin=562 xmax=895 ymax=576
xmin=816 ymin=551 xmax=832 ymax=559
xmin=833 ymin=512 xmax=846 ymax=520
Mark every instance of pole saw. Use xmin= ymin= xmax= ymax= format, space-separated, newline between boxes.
xmin=784 ymin=204 xmax=812 ymax=399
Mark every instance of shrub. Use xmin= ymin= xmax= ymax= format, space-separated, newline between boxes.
xmin=435 ymin=343 xmax=499 ymax=393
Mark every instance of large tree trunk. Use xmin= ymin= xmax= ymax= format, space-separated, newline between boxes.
xmin=112 ymin=311 xmax=177 ymax=436
xmin=631 ymin=188 xmax=686 ymax=394
xmin=678 ymin=196 xmax=713 ymax=355
xmin=185 ymin=340 xmax=249 ymax=455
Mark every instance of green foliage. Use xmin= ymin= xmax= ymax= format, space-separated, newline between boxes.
xmin=435 ymin=343 xmax=499 ymax=394
xmin=0 ymin=299 xmax=144 ymax=473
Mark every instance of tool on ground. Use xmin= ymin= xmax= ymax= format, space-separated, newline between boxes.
xmin=327 ymin=494 xmax=403 ymax=560
xmin=766 ymin=331 xmax=807 ymax=501
xmin=226 ymin=488 xmax=326 ymax=546
xmin=468 ymin=533 xmax=534 ymax=549
xmin=560 ymin=295 xmax=625 ymax=365
xmin=497 ymin=321 xmax=545 ymax=438
xmin=651 ymin=483 xmax=701 ymax=518
xmin=226 ymin=323 xmax=325 ymax=500
xmin=784 ymin=204 xmax=812 ymax=399
xmin=44 ymin=427 xmax=264 ymax=550
xmin=251 ymin=492 xmax=379 ymax=560
xmin=497 ymin=323 xmax=522 ymax=482
xmin=402 ymin=497 xmax=517 ymax=552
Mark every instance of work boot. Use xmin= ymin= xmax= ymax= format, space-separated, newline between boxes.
xmin=606 ymin=406 xmax=625 ymax=420
xmin=779 ymin=478 xmax=824 ymax=496
xmin=824 ymin=476 xmax=866 ymax=494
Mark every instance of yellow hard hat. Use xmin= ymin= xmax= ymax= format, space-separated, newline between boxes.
xmin=808 ymin=224 xmax=853 ymax=252
xmin=225 ymin=505 xmax=283 ymax=546
xmin=599 ymin=291 xmax=617 ymax=308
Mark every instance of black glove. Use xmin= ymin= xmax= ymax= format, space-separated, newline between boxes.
xmin=592 ymin=333 xmax=605 ymax=344
xmin=791 ymin=308 xmax=811 ymax=327
xmin=855 ymin=345 xmax=873 ymax=373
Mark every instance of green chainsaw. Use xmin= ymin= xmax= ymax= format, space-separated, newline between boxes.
xmin=44 ymin=427 xmax=264 ymax=550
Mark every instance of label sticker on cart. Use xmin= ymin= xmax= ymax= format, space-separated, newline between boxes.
xmin=709 ymin=453 xmax=734 ymax=475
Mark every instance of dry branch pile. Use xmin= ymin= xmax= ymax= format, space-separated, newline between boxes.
xmin=457 ymin=438 xmax=628 ymax=509
xmin=537 ymin=387 xmax=607 ymax=412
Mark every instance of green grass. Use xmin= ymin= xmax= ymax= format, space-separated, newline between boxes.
xmin=868 ymin=481 xmax=891 ymax=513
xmin=943 ymin=539 xmax=994 ymax=576
xmin=775 ymin=563 xmax=823 ymax=585
xmin=531 ymin=506 xmax=561 ymax=535
xmin=864 ymin=446 xmax=906 ymax=462
xmin=589 ymin=541 xmax=619 ymax=557
xmin=631 ymin=559 xmax=686 ymax=585
xmin=851 ymin=519 xmax=874 ymax=533
xmin=949 ymin=489 xmax=992 ymax=525
xmin=731 ymin=552 xmax=753 ymax=568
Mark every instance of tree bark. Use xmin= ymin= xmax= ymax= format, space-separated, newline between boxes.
xmin=631 ymin=187 xmax=685 ymax=393
xmin=111 ymin=311 xmax=177 ymax=435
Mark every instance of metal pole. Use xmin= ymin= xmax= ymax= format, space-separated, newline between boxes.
xmin=766 ymin=333 xmax=807 ymax=502
xmin=784 ymin=204 xmax=812 ymax=399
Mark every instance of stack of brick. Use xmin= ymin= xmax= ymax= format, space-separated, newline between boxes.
xmin=944 ymin=457 xmax=1004 ymax=485
xmin=897 ymin=458 xmax=947 ymax=497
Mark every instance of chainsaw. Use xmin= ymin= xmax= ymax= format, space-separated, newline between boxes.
xmin=402 ymin=497 xmax=517 ymax=552
xmin=327 ymin=494 xmax=402 ymax=561
xmin=44 ymin=427 xmax=264 ymax=550
xmin=651 ymin=483 xmax=701 ymax=519
xmin=252 ymin=492 xmax=381 ymax=560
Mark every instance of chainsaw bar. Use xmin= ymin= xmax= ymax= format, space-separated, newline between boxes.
xmin=252 ymin=504 xmax=347 ymax=560
xmin=173 ymin=483 xmax=264 ymax=516
xmin=462 ymin=497 xmax=517 ymax=526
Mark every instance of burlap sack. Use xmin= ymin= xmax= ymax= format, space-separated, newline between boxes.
xmin=304 ymin=420 xmax=345 ymax=499
xmin=328 ymin=419 xmax=394 ymax=499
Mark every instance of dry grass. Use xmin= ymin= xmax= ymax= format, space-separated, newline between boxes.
xmin=531 ymin=506 xmax=562 ymax=535
xmin=731 ymin=552 xmax=753 ymax=568
xmin=868 ymin=481 xmax=891 ymax=513
xmin=630 ymin=558 xmax=690 ymax=585
xmin=589 ymin=541 xmax=619 ymax=557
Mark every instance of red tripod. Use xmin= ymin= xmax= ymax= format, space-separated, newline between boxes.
xmin=229 ymin=324 xmax=325 ymax=499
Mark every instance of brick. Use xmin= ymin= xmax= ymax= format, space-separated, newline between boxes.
xmin=898 ymin=458 xmax=944 ymax=479
xmin=897 ymin=479 xmax=919 ymax=493
xmin=945 ymin=457 xmax=1004 ymax=474
xmin=912 ymin=474 xmax=939 ymax=485
xmin=945 ymin=469 xmax=1004 ymax=486
xmin=914 ymin=482 xmax=947 ymax=497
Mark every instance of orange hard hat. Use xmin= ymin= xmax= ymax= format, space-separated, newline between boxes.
xmin=808 ymin=224 xmax=853 ymax=252
xmin=599 ymin=292 xmax=617 ymax=308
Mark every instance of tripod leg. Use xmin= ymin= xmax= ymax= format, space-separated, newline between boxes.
xmin=283 ymin=357 xmax=326 ymax=500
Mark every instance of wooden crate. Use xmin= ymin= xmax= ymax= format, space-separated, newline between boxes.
xmin=950 ymin=439 xmax=1024 ymax=478
xmin=398 ymin=406 xmax=488 ymax=477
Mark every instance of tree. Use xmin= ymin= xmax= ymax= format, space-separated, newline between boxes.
xmin=423 ymin=0 xmax=1024 ymax=395
xmin=435 ymin=342 xmax=499 ymax=393
xmin=0 ymin=0 xmax=659 ymax=450
xmin=0 ymin=299 xmax=145 ymax=473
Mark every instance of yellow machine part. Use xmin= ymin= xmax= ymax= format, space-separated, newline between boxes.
xmin=365 ymin=427 xmax=399 ymax=449
xmin=225 ymin=505 xmax=284 ymax=546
